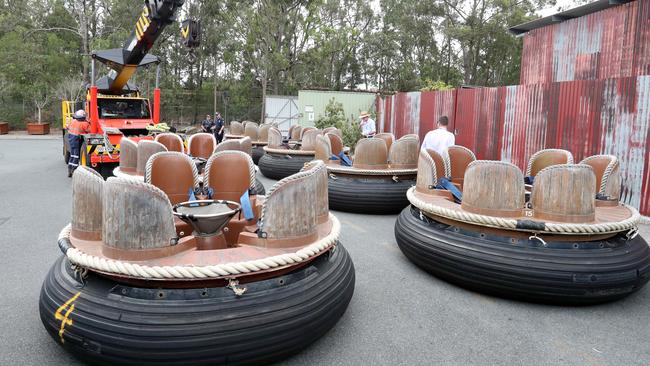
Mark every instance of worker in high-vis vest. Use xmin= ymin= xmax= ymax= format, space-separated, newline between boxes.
xmin=67 ymin=110 xmax=91 ymax=177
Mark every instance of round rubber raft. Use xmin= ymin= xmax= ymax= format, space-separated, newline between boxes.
xmin=395 ymin=150 xmax=650 ymax=304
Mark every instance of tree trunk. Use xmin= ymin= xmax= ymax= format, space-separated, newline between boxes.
xmin=260 ymin=70 xmax=267 ymax=124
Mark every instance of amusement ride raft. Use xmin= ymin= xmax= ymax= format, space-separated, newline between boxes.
xmin=113 ymin=132 xmax=265 ymax=195
xmin=316 ymin=133 xmax=419 ymax=214
xmin=395 ymin=148 xmax=650 ymax=304
xmin=258 ymin=126 xmax=325 ymax=180
xmin=40 ymin=156 xmax=355 ymax=365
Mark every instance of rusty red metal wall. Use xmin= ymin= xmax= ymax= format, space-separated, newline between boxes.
xmin=520 ymin=0 xmax=650 ymax=84
xmin=376 ymin=75 xmax=650 ymax=215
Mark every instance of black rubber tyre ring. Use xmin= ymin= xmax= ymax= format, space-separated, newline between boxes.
xmin=252 ymin=177 xmax=266 ymax=196
xmin=39 ymin=244 xmax=355 ymax=365
xmin=252 ymin=146 xmax=264 ymax=165
xmin=328 ymin=175 xmax=414 ymax=214
xmin=258 ymin=153 xmax=313 ymax=180
xmin=395 ymin=206 xmax=650 ymax=305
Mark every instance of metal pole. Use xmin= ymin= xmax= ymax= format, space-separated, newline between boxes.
xmin=91 ymin=59 xmax=95 ymax=86
xmin=155 ymin=64 xmax=161 ymax=88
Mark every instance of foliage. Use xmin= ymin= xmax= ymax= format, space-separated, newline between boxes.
xmin=342 ymin=120 xmax=363 ymax=150
xmin=420 ymin=79 xmax=454 ymax=92
xmin=315 ymin=98 xmax=346 ymax=130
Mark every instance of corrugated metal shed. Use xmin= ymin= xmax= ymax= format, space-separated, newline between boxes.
xmin=297 ymin=90 xmax=376 ymax=127
xmin=519 ymin=0 xmax=650 ymax=84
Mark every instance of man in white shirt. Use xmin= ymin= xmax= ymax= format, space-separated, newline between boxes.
xmin=359 ymin=111 xmax=376 ymax=137
xmin=421 ymin=116 xmax=455 ymax=155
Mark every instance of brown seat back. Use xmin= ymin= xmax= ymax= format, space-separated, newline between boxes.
xmin=145 ymin=152 xmax=200 ymax=205
xmin=258 ymin=124 xmax=270 ymax=142
xmin=425 ymin=148 xmax=449 ymax=180
xmin=188 ymin=133 xmax=216 ymax=159
xmin=136 ymin=140 xmax=167 ymax=176
xmin=327 ymin=133 xmax=344 ymax=156
xmin=205 ymin=151 xmax=255 ymax=202
xmin=400 ymin=134 xmax=420 ymax=144
xmin=416 ymin=149 xmax=439 ymax=193
xmin=531 ymin=164 xmax=595 ymax=222
xmin=526 ymin=149 xmax=574 ymax=177
xmin=388 ymin=138 xmax=419 ymax=168
xmin=119 ymin=137 xmax=138 ymax=173
xmin=300 ymin=129 xmax=319 ymax=151
xmin=315 ymin=134 xmax=333 ymax=162
xmin=290 ymin=125 xmax=302 ymax=140
xmin=240 ymin=136 xmax=253 ymax=156
xmin=259 ymin=165 xmax=319 ymax=242
xmin=155 ymin=133 xmax=184 ymax=153
xmin=72 ymin=166 xmax=104 ymax=240
xmin=353 ymin=138 xmax=388 ymax=169
xmin=103 ymin=177 xmax=176 ymax=250
xmin=214 ymin=139 xmax=242 ymax=153
xmin=244 ymin=122 xmax=259 ymax=141
xmin=462 ymin=161 xmax=524 ymax=217
xmin=374 ymin=133 xmax=395 ymax=151
xmin=268 ymin=128 xmax=283 ymax=148
xmin=229 ymin=121 xmax=244 ymax=135
xmin=579 ymin=155 xmax=621 ymax=199
xmin=445 ymin=145 xmax=476 ymax=189
xmin=300 ymin=161 xmax=329 ymax=223
xmin=300 ymin=126 xmax=316 ymax=139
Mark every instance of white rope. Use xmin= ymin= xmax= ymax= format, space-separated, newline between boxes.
xmin=61 ymin=214 xmax=340 ymax=279
xmin=263 ymin=147 xmax=316 ymax=155
xmin=112 ymin=167 xmax=144 ymax=181
xmin=579 ymin=155 xmax=619 ymax=195
xmin=407 ymin=187 xmax=639 ymax=235
xmin=327 ymin=165 xmax=417 ymax=176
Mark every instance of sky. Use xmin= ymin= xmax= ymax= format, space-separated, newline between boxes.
xmin=537 ymin=0 xmax=585 ymax=17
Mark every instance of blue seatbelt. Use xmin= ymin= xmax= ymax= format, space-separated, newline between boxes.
xmin=437 ymin=177 xmax=462 ymax=203
xmin=188 ymin=188 xmax=199 ymax=206
xmin=338 ymin=152 xmax=352 ymax=166
xmin=206 ymin=187 xmax=214 ymax=199
xmin=330 ymin=154 xmax=339 ymax=161
xmin=524 ymin=176 xmax=535 ymax=185
xmin=240 ymin=190 xmax=255 ymax=221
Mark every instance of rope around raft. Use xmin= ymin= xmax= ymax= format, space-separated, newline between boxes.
xmin=407 ymin=187 xmax=639 ymax=235
xmin=58 ymin=214 xmax=340 ymax=280
xmin=263 ymin=147 xmax=316 ymax=156
xmin=327 ymin=165 xmax=417 ymax=176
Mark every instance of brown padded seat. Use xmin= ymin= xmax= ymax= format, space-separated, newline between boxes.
xmin=327 ymin=133 xmax=344 ymax=155
xmin=204 ymin=151 xmax=255 ymax=202
xmin=531 ymin=164 xmax=596 ymax=222
xmin=155 ymin=133 xmax=184 ymax=153
xmin=214 ymin=139 xmax=241 ymax=153
xmin=526 ymin=148 xmax=574 ymax=177
xmin=244 ymin=123 xmax=259 ymax=141
xmin=425 ymin=148 xmax=448 ymax=181
xmin=229 ymin=121 xmax=244 ymax=135
xmin=145 ymin=151 xmax=200 ymax=205
xmin=188 ymin=133 xmax=216 ymax=159
xmin=290 ymin=125 xmax=302 ymax=140
xmin=353 ymin=138 xmax=388 ymax=169
xmin=240 ymin=136 xmax=253 ymax=156
xmin=374 ymin=133 xmax=395 ymax=151
xmin=119 ymin=137 xmax=138 ymax=173
xmin=315 ymin=134 xmax=336 ymax=163
xmin=268 ymin=128 xmax=284 ymax=148
xmin=300 ymin=127 xmax=316 ymax=139
xmin=258 ymin=124 xmax=270 ymax=142
xmin=400 ymin=134 xmax=420 ymax=143
xmin=579 ymin=155 xmax=621 ymax=199
xmin=301 ymin=129 xmax=320 ymax=151
xmin=136 ymin=140 xmax=167 ymax=176
xmin=388 ymin=138 xmax=419 ymax=168
xmin=445 ymin=145 xmax=476 ymax=190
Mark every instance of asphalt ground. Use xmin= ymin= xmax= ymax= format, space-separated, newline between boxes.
xmin=1 ymin=139 xmax=650 ymax=366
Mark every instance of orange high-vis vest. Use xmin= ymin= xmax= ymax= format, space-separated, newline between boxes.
xmin=68 ymin=119 xmax=91 ymax=136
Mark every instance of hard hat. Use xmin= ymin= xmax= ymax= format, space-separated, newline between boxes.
xmin=73 ymin=110 xmax=87 ymax=120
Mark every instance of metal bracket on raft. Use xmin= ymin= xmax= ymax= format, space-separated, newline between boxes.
xmin=626 ymin=227 xmax=639 ymax=241
xmin=329 ymin=173 xmax=338 ymax=180
xmin=529 ymin=233 xmax=547 ymax=247
xmin=227 ymin=278 xmax=247 ymax=297
xmin=392 ymin=175 xmax=399 ymax=183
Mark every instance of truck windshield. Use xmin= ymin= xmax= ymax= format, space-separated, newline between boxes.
xmin=98 ymin=99 xmax=151 ymax=119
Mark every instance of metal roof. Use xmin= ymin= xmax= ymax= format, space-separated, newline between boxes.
xmin=509 ymin=0 xmax=633 ymax=35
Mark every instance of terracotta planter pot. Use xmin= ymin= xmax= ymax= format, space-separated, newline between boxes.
xmin=0 ymin=122 xmax=8 ymax=135
xmin=26 ymin=122 xmax=50 ymax=135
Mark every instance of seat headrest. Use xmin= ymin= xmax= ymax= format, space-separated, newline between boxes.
xmin=425 ymin=148 xmax=449 ymax=180
xmin=188 ymin=133 xmax=216 ymax=159
xmin=154 ymin=133 xmax=184 ymax=153
xmin=244 ymin=123 xmax=259 ymax=140
xmin=322 ymin=127 xmax=342 ymax=137
xmin=579 ymin=154 xmax=620 ymax=199
xmin=300 ymin=127 xmax=316 ymax=139
xmin=145 ymin=151 xmax=200 ymax=205
xmin=103 ymin=177 xmax=176 ymax=250
xmin=71 ymin=166 xmax=104 ymax=240
xmin=204 ymin=151 xmax=255 ymax=201
xmin=416 ymin=149 xmax=439 ymax=192
xmin=300 ymin=160 xmax=329 ymax=222
xmin=290 ymin=125 xmax=302 ymax=140
xmin=353 ymin=138 xmax=388 ymax=169
xmin=327 ymin=133 xmax=344 ymax=155
xmin=461 ymin=161 xmax=524 ymax=217
xmin=229 ymin=121 xmax=244 ymax=135
xmin=119 ymin=137 xmax=138 ymax=171
xmin=268 ymin=127 xmax=283 ymax=148
xmin=388 ymin=138 xmax=419 ymax=168
xmin=136 ymin=140 xmax=168 ymax=176
xmin=315 ymin=134 xmax=332 ymax=162
xmin=214 ymin=139 xmax=242 ymax=153
xmin=400 ymin=134 xmax=420 ymax=144
xmin=531 ymin=164 xmax=596 ymax=222
xmin=445 ymin=145 xmax=476 ymax=179
xmin=374 ymin=133 xmax=395 ymax=151
xmin=526 ymin=148 xmax=574 ymax=177
xmin=239 ymin=136 xmax=253 ymax=156
xmin=258 ymin=124 xmax=271 ymax=142
xmin=300 ymin=129 xmax=320 ymax=151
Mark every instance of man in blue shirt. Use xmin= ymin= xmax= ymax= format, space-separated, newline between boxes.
xmin=201 ymin=114 xmax=214 ymax=134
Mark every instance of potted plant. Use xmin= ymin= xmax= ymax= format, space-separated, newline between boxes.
xmin=0 ymin=121 xmax=8 ymax=134
xmin=26 ymin=86 xmax=50 ymax=135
